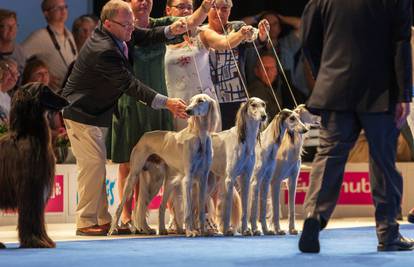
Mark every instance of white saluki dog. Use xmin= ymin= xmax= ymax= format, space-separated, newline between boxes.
xmin=249 ymin=109 xmax=308 ymax=236
xmin=269 ymin=104 xmax=320 ymax=235
xmin=211 ymin=97 xmax=267 ymax=236
xmin=109 ymin=94 xmax=220 ymax=237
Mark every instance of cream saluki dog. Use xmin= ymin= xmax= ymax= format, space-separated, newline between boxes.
xmin=249 ymin=109 xmax=308 ymax=235
xmin=109 ymin=94 xmax=220 ymax=237
xmin=269 ymin=104 xmax=320 ymax=235
xmin=211 ymin=97 xmax=267 ymax=236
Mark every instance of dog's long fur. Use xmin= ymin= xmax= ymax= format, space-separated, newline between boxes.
xmin=109 ymin=94 xmax=220 ymax=237
xmin=249 ymin=109 xmax=308 ymax=235
xmin=211 ymin=97 xmax=267 ymax=236
xmin=269 ymin=104 xmax=320 ymax=235
xmin=0 ymin=83 xmax=67 ymax=248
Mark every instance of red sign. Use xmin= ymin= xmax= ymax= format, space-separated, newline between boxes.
xmin=285 ymin=171 xmax=373 ymax=205
xmin=45 ymin=175 xmax=64 ymax=212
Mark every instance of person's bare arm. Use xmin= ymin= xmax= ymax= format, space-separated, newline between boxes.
xmin=185 ymin=0 xmax=215 ymax=28
xmin=200 ymin=25 xmax=254 ymax=50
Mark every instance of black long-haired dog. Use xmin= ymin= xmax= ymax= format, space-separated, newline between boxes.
xmin=0 ymin=82 xmax=68 ymax=248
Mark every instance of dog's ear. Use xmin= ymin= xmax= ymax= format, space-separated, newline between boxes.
xmin=207 ymin=98 xmax=221 ymax=132
xmin=20 ymin=82 xmax=69 ymax=111
xmin=273 ymin=109 xmax=292 ymax=143
xmin=236 ymin=101 xmax=248 ymax=143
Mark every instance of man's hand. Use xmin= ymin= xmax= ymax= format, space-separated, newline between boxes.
xmin=395 ymin=102 xmax=410 ymax=129
xmin=258 ymin=19 xmax=270 ymax=42
xmin=166 ymin=98 xmax=188 ymax=119
xmin=169 ymin=18 xmax=188 ymax=35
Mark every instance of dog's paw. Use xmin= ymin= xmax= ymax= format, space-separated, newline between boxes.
xmin=224 ymin=230 xmax=235 ymax=236
xmin=242 ymin=228 xmax=253 ymax=236
xmin=252 ymin=229 xmax=262 ymax=236
xmin=158 ymin=229 xmax=169 ymax=235
xmin=289 ymin=228 xmax=298 ymax=235
xmin=275 ymin=229 xmax=286 ymax=235
xmin=147 ymin=228 xmax=157 ymax=235
xmin=20 ymin=236 xmax=56 ymax=248
xmin=185 ymin=229 xmax=199 ymax=237
xmin=263 ymin=230 xmax=276 ymax=235
xmin=176 ymin=228 xmax=186 ymax=235
xmin=203 ymin=231 xmax=215 ymax=237
xmin=108 ymin=227 xmax=117 ymax=236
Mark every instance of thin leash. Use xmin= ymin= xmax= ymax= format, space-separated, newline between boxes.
xmin=183 ymin=16 xmax=204 ymax=92
xmin=251 ymin=39 xmax=282 ymax=112
xmin=213 ymin=7 xmax=250 ymax=99
xmin=264 ymin=28 xmax=298 ymax=108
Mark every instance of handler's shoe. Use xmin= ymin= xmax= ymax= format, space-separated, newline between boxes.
xmin=76 ymin=225 xmax=107 ymax=236
xmin=408 ymin=211 xmax=414 ymax=224
xmin=377 ymin=236 xmax=414 ymax=252
xmin=299 ymin=218 xmax=320 ymax=253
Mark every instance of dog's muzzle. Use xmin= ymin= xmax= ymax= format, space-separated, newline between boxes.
xmin=261 ymin=114 xmax=267 ymax=122
xmin=185 ymin=108 xmax=193 ymax=115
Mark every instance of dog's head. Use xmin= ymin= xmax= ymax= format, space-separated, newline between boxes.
xmin=236 ymin=97 xmax=267 ymax=143
xmin=293 ymin=104 xmax=321 ymax=127
xmin=9 ymin=82 xmax=69 ymax=132
xmin=244 ymin=97 xmax=268 ymax=123
xmin=186 ymin=93 xmax=220 ymax=133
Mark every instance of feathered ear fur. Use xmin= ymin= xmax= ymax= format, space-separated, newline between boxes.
xmin=187 ymin=114 xmax=198 ymax=134
xmin=236 ymin=101 xmax=248 ymax=143
xmin=207 ymin=98 xmax=221 ymax=133
xmin=273 ymin=109 xmax=292 ymax=144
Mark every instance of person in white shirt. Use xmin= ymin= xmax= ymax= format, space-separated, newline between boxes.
xmin=22 ymin=0 xmax=77 ymax=92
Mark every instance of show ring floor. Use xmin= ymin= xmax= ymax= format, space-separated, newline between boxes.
xmin=1 ymin=218 xmax=414 ymax=267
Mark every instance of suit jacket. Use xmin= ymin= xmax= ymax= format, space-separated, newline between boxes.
xmin=301 ymin=0 xmax=412 ymax=112
xmin=62 ymin=25 xmax=168 ymax=127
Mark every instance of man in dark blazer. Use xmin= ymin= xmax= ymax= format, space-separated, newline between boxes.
xmin=62 ymin=0 xmax=188 ymax=236
xmin=298 ymin=0 xmax=413 ymax=252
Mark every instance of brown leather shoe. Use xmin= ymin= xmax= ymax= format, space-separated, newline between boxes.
xmin=76 ymin=225 xmax=107 ymax=236
xmin=99 ymin=223 xmax=111 ymax=232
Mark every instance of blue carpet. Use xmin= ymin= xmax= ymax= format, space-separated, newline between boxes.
xmin=1 ymin=225 xmax=414 ymax=267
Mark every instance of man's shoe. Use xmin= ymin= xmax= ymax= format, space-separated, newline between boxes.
xmin=377 ymin=236 xmax=414 ymax=252
xmin=99 ymin=223 xmax=111 ymax=232
xmin=76 ymin=225 xmax=108 ymax=236
xmin=408 ymin=212 xmax=414 ymax=224
xmin=299 ymin=218 xmax=321 ymax=253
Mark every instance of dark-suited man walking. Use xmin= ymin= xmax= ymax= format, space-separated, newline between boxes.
xmin=298 ymin=0 xmax=413 ymax=252
xmin=62 ymin=0 xmax=188 ymax=236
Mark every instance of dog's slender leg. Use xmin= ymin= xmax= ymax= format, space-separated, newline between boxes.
xmin=250 ymin=174 xmax=262 ymax=235
xmin=199 ymin=171 xmax=210 ymax=236
xmin=271 ymin=177 xmax=285 ymax=235
xmin=288 ymin=163 xmax=300 ymax=235
xmin=134 ymin=171 xmax=156 ymax=234
xmin=182 ymin=174 xmax=196 ymax=237
xmin=240 ymin=171 xmax=253 ymax=236
xmin=109 ymin=172 xmax=138 ymax=235
xmin=259 ymin=179 xmax=274 ymax=235
xmin=134 ymin=171 xmax=148 ymax=234
xmin=223 ymin=175 xmax=235 ymax=236
xmin=18 ymin=182 xmax=55 ymax=248
xmin=171 ymin=186 xmax=185 ymax=234
xmin=158 ymin=172 xmax=173 ymax=235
